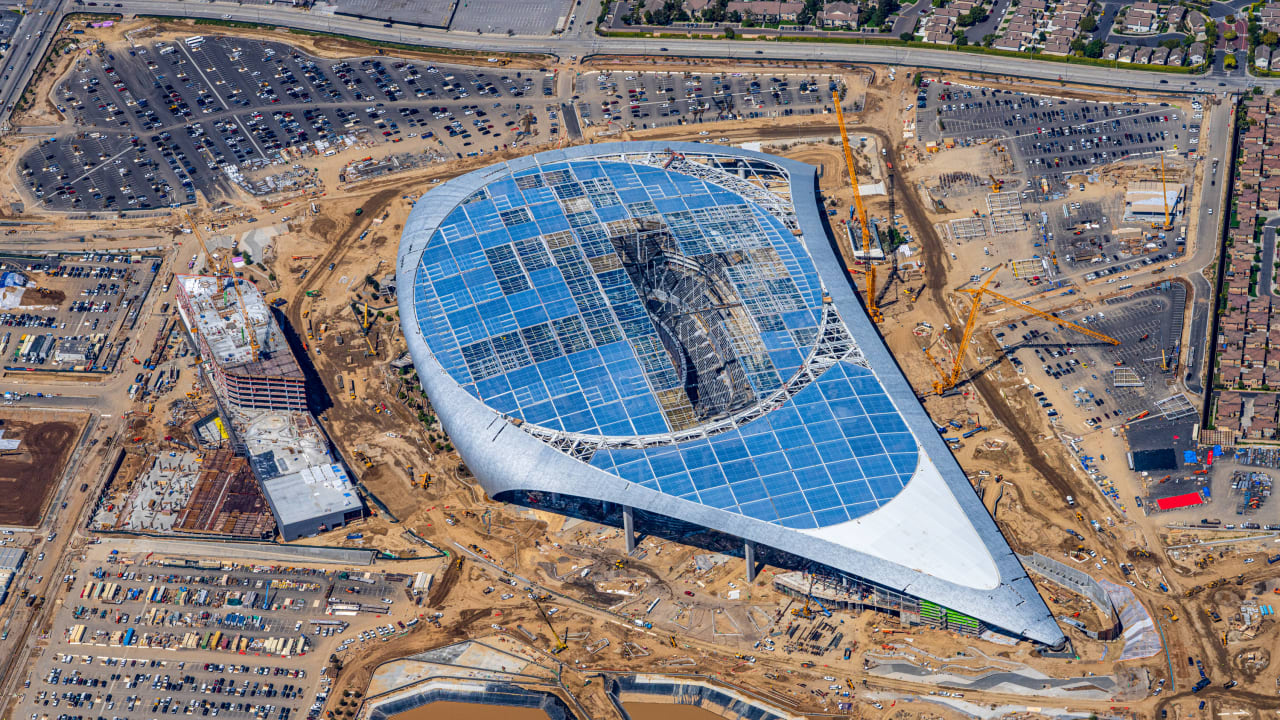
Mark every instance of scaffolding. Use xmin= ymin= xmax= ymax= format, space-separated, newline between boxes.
xmin=1112 ymin=367 xmax=1144 ymax=388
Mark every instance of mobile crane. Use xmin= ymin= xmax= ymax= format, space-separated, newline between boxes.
xmin=928 ymin=267 xmax=1119 ymax=394
xmin=532 ymin=596 xmax=567 ymax=654
xmin=833 ymin=86 xmax=882 ymax=323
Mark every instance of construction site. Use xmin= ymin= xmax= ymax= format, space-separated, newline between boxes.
xmin=0 ymin=11 xmax=1273 ymax=720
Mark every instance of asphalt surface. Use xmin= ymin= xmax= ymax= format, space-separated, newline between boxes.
xmin=71 ymin=0 xmax=1280 ymax=96
xmin=0 ymin=0 xmax=64 ymax=129
xmin=1262 ymin=218 xmax=1280 ymax=298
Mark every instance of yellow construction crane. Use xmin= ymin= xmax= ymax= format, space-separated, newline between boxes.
xmin=1156 ymin=154 xmax=1173 ymax=232
xmin=186 ymin=213 xmax=260 ymax=362
xmin=928 ymin=275 xmax=993 ymax=395
xmin=532 ymin=596 xmax=567 ymax=654
xmin=928 ymin=271 xmax=1120 ymax=394
xmin=988 ymin=174 xmax=1003 ymax=193
xmin=961 ymin=284 xmax=1121 ymax=346
xmin=833 ymin=86 xmax=882 ymax=323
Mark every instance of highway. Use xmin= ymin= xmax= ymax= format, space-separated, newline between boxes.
xmin=0 ymin=0 xmax=66 ymax=130
xmin=49 ymin=0 xmax=1274 ymax=95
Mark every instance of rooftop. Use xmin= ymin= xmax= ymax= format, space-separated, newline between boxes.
xmin=234 ymin=408 xmax=333 ymax=480
xmin=399 ymin=142 xmax=1065 ymax=645
xmin=177 ymin=275 xmax=301 ymax=378
xmin=262 ymin=464 xmax=362 ymax=527
xmin=0 ymin=546 xmax=26 ymax=571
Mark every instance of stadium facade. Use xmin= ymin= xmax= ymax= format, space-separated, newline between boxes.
xmin=397 ymin=142 xmax=1065 ymax=646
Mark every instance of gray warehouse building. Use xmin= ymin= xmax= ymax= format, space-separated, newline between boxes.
xmin=261 ymin=464 xmax=364 ymax=541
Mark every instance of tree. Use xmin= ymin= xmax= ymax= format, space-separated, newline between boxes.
xmin=1224 ymin=28 xmax=1238 ymax=41
xmin=1081 ymin=14 xmax=1097 ymax=32
xmin=1225 ymin=54 xmax=1238 ymax=69
xmin=723 ymin=25 xmax=735 ymax=38
xmin=1265 ymin=31 xmax=1279 ymax=47
xmin=982 ymin=32 xmax=996 ymax=46
xmin=1160 ymin=37 xmax=1181 ymax=50
xmin=955 ymin=33 xmax=969 ymax=46
xmin=901 ymin=31 xmax=914 ymax=41
xmin=1084 ymin=38 xmax=1105 ymax=57
xmin=1070 ymin=37 xmax=1086 ymax=53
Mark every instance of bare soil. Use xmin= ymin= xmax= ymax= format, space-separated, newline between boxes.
xmin=0 ymin=410 xmax=88 ymax=526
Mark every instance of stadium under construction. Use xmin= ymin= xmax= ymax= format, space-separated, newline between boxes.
xmin=396 ymin=142 xmax=1066 ymax=647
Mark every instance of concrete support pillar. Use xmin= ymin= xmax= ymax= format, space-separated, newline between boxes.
xmin=745 ymin=541 xmax=758 ymax=583
xmin=622 ymin=505 xmax=636 ymax=553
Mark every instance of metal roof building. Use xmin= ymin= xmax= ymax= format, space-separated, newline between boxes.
xmin=261 ymin=464 xmax=364 ymax=541
xmin=396 ymin=142 xmax=1064 ymax=646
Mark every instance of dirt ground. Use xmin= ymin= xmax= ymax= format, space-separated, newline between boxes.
xmin=0 ymin=409 xmax=89 ymax=526
xmin=8 ymin=15 xmax=1278 ymax=714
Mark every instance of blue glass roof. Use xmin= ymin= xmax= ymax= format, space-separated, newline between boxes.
xmin=411 ymin=156 xmax=919 ymax=526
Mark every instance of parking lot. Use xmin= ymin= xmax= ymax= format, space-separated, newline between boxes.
xmin=0 ymin=252 xmax=159 ymax=373
xmin=917 ymin=82 xmax=1188 ymax=176
xmin=997 ymin=283 xmax=1185 ymax=431
xmin=23 ymin=36 xmax=560 ymax=212
xmin=575 ymin=70 xmax=833 ymax=130
xmin=14 ymin=554 xmax=423 ymax=720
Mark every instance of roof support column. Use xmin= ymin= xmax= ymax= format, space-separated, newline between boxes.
xmin=745 ymin=540 xmax=758 ymax=583
xmin=622 ymin=505 xmax=636 ymax=553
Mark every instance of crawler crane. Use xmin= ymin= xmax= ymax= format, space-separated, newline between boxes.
xmin=833 ymin=86 xmax=882 ymax=323
xmin=928 ymin=267 xmax=1119 ymax=394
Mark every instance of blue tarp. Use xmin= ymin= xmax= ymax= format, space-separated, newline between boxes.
xmin=1183 ymin=450 xmax=1198 ymax=464
xmin=1214 ymin=444 xmax=1223 ymax=456
xmin=0 ymin=271 xmax=25 ymax=287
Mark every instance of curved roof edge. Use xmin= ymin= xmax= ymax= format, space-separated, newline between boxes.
xmin=397 ymin=141 xmax=1064 ymax=646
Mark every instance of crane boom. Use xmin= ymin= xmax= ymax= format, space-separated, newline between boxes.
xmin=928 ymin=269 xmax=1120 ymax=394
xmin=833 ymin=87 xmax=882 ymax=322
xmin=187 ymin=213 xmax=260 ymax=362
xmin=933 ymin=275 xmax=993 ymax=395
xmin=532 ymin=596 xmax=567 ymax=653
xmin=1160 ymin=154 xmax=1171 ymax=231
xmin=961 ymin=287 xmax=1120 ymax=346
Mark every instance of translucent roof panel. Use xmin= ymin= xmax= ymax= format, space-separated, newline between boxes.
xmin=410 ymin=153 xmax=920 ymax=528
xmin=412 ymin=158 xmax=827 ymax=436
xmin=590 ymin=360 xmax=916 ymax=527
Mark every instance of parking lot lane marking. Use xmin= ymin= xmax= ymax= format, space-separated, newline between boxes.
xmin=48 ymin=144 xmax=136 ymax=201
xmin=234 ymin=116 xmax=268 ymax=160
xmin=179 ymin=43 xmax=230 ymax=113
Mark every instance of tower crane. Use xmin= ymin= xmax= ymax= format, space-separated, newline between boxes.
xmin=186 ymin=213 xmax=260 ymax=362
xmin=833 ymin=86 xmax=882 ymax=323
xmin=928 ymin=269 xmax=1119 ymax=394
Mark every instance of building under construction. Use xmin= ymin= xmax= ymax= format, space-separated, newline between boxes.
xmin=397 ymin=142 xmax=1065 ymax=647
xmin=174 ymin=275 xmax=362 ymax=541
xmin=1123 ymin=181 xmax=1185 ymax=224
xmin=174 ymin=275 xmax=306 ymax=412
xmin=174 ymin=449 xmax=276 ymax=538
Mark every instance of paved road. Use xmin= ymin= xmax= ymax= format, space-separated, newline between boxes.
xmin=1262 ymin=218 xmax=1280 ymax=298
xmin=1180 ymin=97 xmax=1233 ymax=397
xmin=83 ymin=0 xmax=1271 ymax=95
xmin=0 ymin=0 xmax=66 ymax=129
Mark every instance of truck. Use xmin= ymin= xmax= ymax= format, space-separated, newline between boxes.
xmin=1268 ymin=554 xmax=1280 ymax=565
xmin=1065 ymin=495 xmax=1075 ymax=507
xmin=1191 ymin=678 xmax=1211 ymax=693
